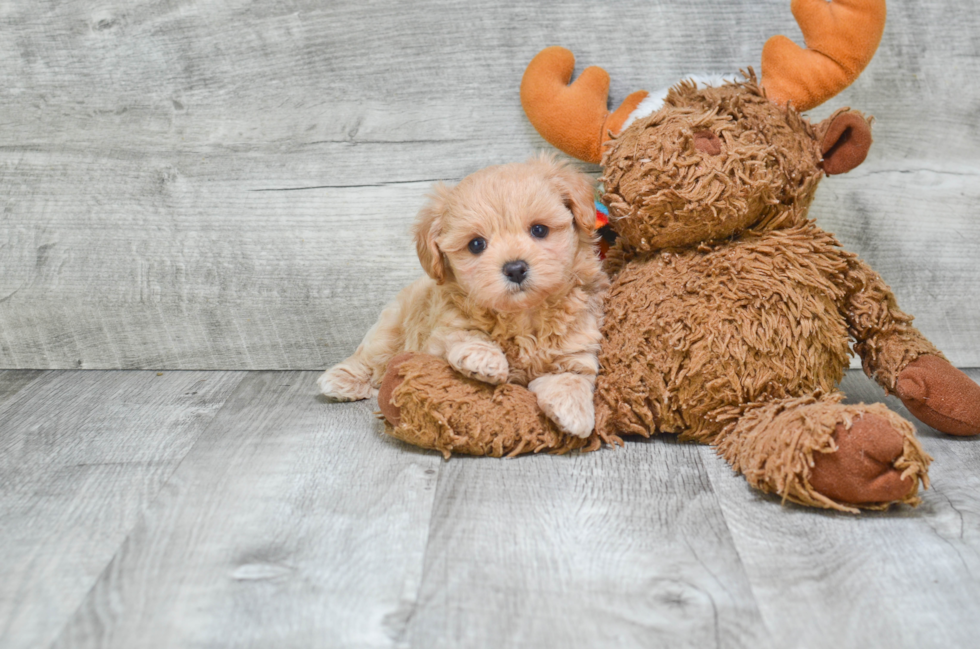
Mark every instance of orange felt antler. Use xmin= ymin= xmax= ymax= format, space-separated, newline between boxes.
xmin=762 ymin=0 xmax=886 ymax=112
xmin=520 ymin=47 xmax=649 ymax=164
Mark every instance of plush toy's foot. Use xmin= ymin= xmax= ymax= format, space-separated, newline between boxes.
xmin=808 ymin=414 xmax=917 ymax=505
xmin=377 ymin=352 xmax=600 ymax=458
xmin=896 ymin=355 xmax=980 ymax=436
xmin=717 ymin=392 xmax=930 ymax=513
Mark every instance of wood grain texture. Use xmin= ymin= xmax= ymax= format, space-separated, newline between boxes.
xmin=405 ymin=442 xmax=770 ymax=649
xmin=0 ymin=158 xmax=426 ymax=370
xmin=0 ymin=370 xmax=45 ymax=403
xmin=1 ymin=0 xmax=979 ymax=368
xmin=2 ymin=369 xmax=980 ymax=646
xmin=51 ymin=373 xmax=443 ymax=649
xmin=0 ymin=370 xmax=244 ymax=649
xmin=700 ymin=369 xmax=980 ymax=648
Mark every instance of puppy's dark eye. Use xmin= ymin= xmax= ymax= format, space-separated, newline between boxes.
xmin=467 ymin=237 xmax=487 ymax=254
xmin=530 ymin=224 xmax=549 ymax=239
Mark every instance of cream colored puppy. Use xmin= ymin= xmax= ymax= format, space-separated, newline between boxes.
xmin=317 ymin=155 xmax=608 ymax=437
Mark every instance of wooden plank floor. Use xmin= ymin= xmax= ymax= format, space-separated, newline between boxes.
xmin=2 ymin=370 xmax=979 ymax=648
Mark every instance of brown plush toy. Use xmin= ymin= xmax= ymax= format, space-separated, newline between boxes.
xmin=377 ymin=0 xmax=980 ymax=512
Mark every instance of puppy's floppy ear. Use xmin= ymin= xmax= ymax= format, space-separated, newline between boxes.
xmin=414 ymin=183 xmax=452 ymax=285
xmin=533 ymin=153 xmax=596 ymax=233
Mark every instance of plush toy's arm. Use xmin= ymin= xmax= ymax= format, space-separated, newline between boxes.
xmin=843 ymin=257 xmax=980 ymax=436
xmin=842 ymin=257 xmax=941 ymax=390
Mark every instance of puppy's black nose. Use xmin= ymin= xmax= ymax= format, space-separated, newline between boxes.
xmin=502 ymin=260 xmax=529 ymax=285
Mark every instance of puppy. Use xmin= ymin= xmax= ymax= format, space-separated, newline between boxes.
xmin=317 ymin=154 xmax=608 ymax=437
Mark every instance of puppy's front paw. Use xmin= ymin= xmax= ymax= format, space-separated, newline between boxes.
xmin=318 ymin=363 xmax=375 ymax=401
xmin=529 ymin=373 xmax=595 ymax=438
xmin=447 ymin=342 xmax=509 ymax=385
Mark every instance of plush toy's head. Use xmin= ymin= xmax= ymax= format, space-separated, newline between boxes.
xmin=521 ymin=0 xmax=885 ymax=250
xmin=601 ymin=78 xmax=872 ymax=251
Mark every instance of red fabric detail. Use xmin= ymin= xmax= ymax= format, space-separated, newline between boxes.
xmin=595 ymin=209 xmax=609 ymax=259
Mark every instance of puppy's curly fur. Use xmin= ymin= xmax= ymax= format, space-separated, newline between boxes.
xmin=318 ymin=154 xmax=608 ymax=437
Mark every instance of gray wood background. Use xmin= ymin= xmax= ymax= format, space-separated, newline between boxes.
xmin=1 ymin=0 xmax=978 ymax=369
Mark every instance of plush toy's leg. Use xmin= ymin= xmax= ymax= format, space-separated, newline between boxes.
xmin=715 ymin=392 xmax=931 ymax=513
xmin=844 ymin=258 xmax=980 ymax=436
xmin=377 ymin=352 xmax=603 ymax=458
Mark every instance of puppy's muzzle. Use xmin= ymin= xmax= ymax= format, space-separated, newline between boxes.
xmin=502 ymin=260 xmax=529 ymax=285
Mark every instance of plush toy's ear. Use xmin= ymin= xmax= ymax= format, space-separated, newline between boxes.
xmin=817 ymin=110 xmax=873 ymax=175
xmin=414 ymin=184 xmax=452 ymax=285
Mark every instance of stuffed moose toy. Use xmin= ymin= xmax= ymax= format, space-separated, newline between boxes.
xmin=376 ymin=0 xmax=980 ymax=512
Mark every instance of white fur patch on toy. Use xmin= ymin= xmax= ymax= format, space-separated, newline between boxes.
xmin=621 ymin=74 xmax=736 ymax=131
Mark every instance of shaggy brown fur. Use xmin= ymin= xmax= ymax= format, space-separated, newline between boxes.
xmin=843 ymin=259 xmax=944 ymax=391
xmin=594 ymin=222 xmax=852 ymax=445
xmin=601 ymin=78 xmax=823 ymax=254
xmin=715 ymin=392 xmax=930 ymax=514
xmin=590 ymin=76 xmax=940 ymax=510
xmin=378 ymin=72 xmax=980 ymax=512
xmin=593 ymin=79 xmax=941 ymax=449
xmin=383 ymin=352 xmax=591 ymax=458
